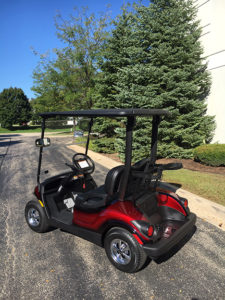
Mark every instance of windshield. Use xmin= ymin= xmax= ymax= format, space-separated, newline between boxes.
xmin=37 ymin=118 xmax=106 ymax=186
xmin=38 ymin=118 xmax=84 ymax=180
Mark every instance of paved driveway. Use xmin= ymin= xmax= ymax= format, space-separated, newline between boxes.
xmin=0 ymin=134 xmax=224 ymax=300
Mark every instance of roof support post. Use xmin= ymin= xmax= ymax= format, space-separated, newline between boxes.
xmin=85 ymin=118 xmax=93 ymax=155
xmin=150 ymin=115 xmax=160 ymax=164
xmin=37 ymin=118 xmax=45 ymax=185
xmin=119 ymin=116 xmax=135 ymax=201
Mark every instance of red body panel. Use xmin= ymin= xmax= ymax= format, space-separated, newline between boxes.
xmin=73 ymin=200 xmax=148 ymax=238
xmin=157 ymin=193 xmax=187 ymax=216
xmin=72 ymin=191 xmax=187 ymax=245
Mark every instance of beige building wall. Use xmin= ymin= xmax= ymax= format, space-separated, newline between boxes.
xmin=196 ymin=0 xmax=225 ymax=143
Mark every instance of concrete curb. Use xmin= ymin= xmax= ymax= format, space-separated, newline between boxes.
xmin=176 ymin=188 xmax=225 ymax=231
xmin=68 ymin=144 xmax=225 ymax=231
xmin=68 ymin=144 xmax=121 ymax=169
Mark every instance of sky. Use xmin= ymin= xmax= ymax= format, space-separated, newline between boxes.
xmin=0 ymin=0 xmax=149 ymax=99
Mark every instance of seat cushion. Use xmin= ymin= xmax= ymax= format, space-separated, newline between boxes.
xmin=104 ymin=165 xmax=124 ymax=196
xmin=74 ymin=165 xmax=124 ymax=213
xmin=74 ymin=185 xmax=108 ymax=212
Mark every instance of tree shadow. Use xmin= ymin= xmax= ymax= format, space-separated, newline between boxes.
xmin=0 ymin=140 xmax=23 ymax=147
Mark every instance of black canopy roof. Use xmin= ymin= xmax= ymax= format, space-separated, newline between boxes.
xmin=40 ymin=108 xmax=169 ymax=118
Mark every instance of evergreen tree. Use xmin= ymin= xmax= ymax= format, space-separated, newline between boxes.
xmin=94 ymin=7 xmax=137 ymax=138
xmin=0 ymin=87 xmax=31 ymax=129
xmin=96 ymin=0 xmax=215 ymax=160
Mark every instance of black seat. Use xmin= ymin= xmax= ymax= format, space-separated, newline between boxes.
xmin=74 ymin=165 xmax=124 ymax=212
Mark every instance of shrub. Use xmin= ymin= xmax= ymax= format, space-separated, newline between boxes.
xmin=92 ymin=137 xmax=116 ymax=154
xmin=193 ymin=144 xmax=225 ymax=167
xmin=45 ymin=120 xmax=71 ymax=129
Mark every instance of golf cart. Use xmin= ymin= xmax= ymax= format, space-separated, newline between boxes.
xmin=25 ymin=108 xmax=196 ymax=273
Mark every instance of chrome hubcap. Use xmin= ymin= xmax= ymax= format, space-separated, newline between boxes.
xmin=27 ymin=208 xmax=40 ymax=227
xmin=110 ymin=239 xmax=131 ymax=265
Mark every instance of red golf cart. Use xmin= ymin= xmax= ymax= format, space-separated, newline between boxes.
xmin=25 ymin=109 xmax=196 ymax=273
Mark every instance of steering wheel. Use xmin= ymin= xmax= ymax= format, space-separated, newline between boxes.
xmin=72 ymin=153 xmax=95 ymax=175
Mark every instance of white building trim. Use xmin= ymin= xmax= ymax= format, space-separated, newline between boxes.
xmin=197 ymin=0 xmax=225 ymax=143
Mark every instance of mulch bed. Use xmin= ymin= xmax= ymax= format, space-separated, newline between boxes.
xmin=157 ymin=158 xmax=225 ymax=176
xmin=103 ymin=153 xmax=225 ymax=176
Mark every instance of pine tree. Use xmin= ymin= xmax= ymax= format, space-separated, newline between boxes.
xmin=94 ymin=7 xmax=138 ymax=138
xmin=135 ymin=0 xmax=215 ymax=158
xmin=96 ymin=0 xmax=215 ymax=160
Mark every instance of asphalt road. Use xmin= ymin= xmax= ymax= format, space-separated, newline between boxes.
xmin=0 ymin=134 xmax=225 ymax=300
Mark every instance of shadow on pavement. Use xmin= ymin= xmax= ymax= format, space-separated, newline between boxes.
xmin=139 ymin=225 xmax=197 ymax=271
xmin=154 ymin=225 xmax=197 ymax=264
xmin=0 ymin=134 xmax=21 ymax=138
xmin=0 ymin=140 xmax=23 ymax=147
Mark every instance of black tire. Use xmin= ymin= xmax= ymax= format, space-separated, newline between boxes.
xmin=25 ymin=200 xmax=50 ymax=233
xmin=104 ymin=227 xmax=147 ymax=273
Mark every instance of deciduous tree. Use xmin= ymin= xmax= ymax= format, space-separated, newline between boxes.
xmin=32 ymin=7 xmax=110 ymax=115
xmin=0 ymin=87 xmax=31 ymax=128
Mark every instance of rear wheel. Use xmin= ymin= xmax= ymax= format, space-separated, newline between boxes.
xmin=25 ymin=200 xmax=50 ymax=233
xmin=104 ymin=227 xmax=147 ymax=273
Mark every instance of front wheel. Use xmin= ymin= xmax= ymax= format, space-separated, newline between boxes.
xmin=25 ymin=200 xmax=50 ymax=233
xmin=104 ymin=227 xmax=147 ymax=273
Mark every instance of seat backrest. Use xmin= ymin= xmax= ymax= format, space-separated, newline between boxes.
xmin=104 ymin=165 xmax=124 ymax=196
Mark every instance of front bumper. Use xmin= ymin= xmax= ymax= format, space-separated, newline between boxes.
xmin=142 ymin=213 xmax=196 ymax=258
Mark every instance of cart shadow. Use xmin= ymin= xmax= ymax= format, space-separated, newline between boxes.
xmin=141 ymin=225 xmax=197 ymax=270
xmin=154 ymin=225 xmax=197 ymax=264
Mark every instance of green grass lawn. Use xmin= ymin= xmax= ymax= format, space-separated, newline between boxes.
xmin=0 ymin=126 xmax=72 ymax=134
xmin=163 ymin=169 xmax=225 ymax=206
xmin=73 ymin=136 xmax=95 ymax=148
